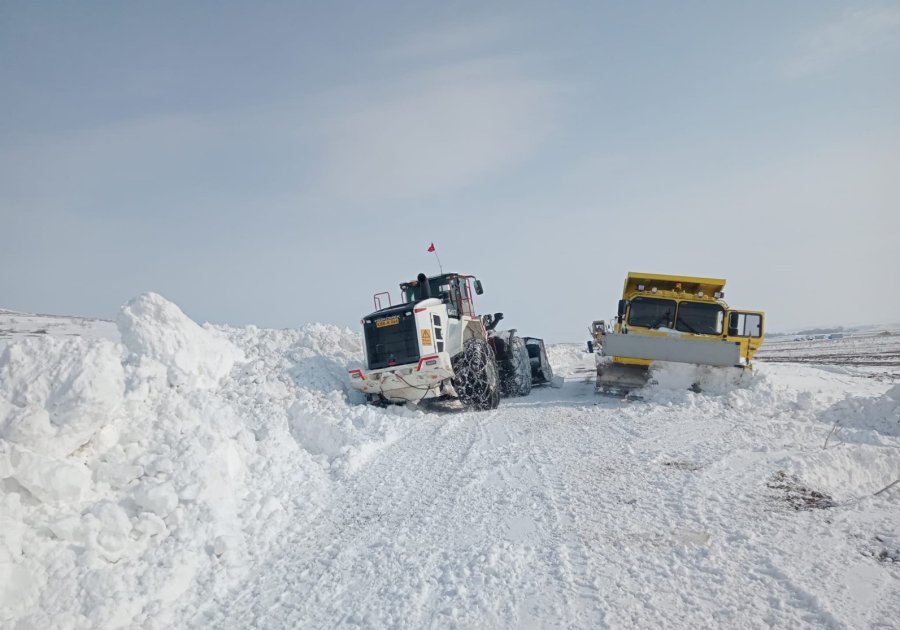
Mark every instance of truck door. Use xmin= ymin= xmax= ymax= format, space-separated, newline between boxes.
xmin=726 ymin=310 xmax=765 ymax=362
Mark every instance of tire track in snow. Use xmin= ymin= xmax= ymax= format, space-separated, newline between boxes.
xmin=495 ymin=403 xmax=645 ymax=628
xmin=203 ymin=409 xmax=530 ymax=628
xmin=525 ymin=427 xmax=602 ymax=627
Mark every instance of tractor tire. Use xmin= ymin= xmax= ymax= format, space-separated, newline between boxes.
xmin=506 ymin=335 xmax=532 ymax=397
xmin=452 ymin=338 xmax=500 ymax=411
xmin=489 ymin=382 xmax=501 ymax=409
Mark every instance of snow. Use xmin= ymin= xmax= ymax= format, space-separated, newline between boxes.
xmin=118 ymin=293 xmax=244 ymax=390
xmin=1 ymin=299 xmax=898 ymax=628
xmin=758 ymin=332 xmax=900 ymax=379
xmin=819 ymin=382 xmax=900 ymax=437
xmin=0 ymin=336 xmax=125 ymax=458
xmin=0 ymin=310 xmax=118 ymax=351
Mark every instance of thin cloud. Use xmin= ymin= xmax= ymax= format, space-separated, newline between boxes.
xmin=317 ymin=58 xmax=559 ymax=202
xmin=784 ymin=6 xmax=900 ymax=78
xmin=380 ymin=19 xmax=517 ymax=61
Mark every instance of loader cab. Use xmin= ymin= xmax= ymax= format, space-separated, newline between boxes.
xmin=400 ymin=273 xmax=480 ymax=319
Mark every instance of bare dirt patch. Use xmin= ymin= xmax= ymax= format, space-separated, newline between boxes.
xmin=767 ymin=471 xmax=836 ymax=511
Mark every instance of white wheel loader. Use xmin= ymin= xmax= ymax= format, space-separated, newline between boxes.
xmin=348 ymin=272 xmax=501 ymax=410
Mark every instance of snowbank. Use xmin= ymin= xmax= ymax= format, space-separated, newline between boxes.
xmin=780 ymin=445 xmax=899 ymax=501
xmin=643 ymin=361 xmax=756 ymax=397
xmin=637 ymin=362 xmax=881 ymax=421
xmin=773 ymin=384 xmax=900 ymax=500
xmin=819 ymin=383 xmax=900 ymax=438
xmin=288 ymin=398 xmax=419 ymax=477
xmin=118 ymin=293 xmax=244 ymax=390
xmin=0 ymin=293 xmax=408 ymax=628
xmin=637 ymin=362 xmax=900 ymax=505
xmin=545 ymin=343 xmax=594 ymax=378
xmin=0 ymin=336 xmax=124 ymax=458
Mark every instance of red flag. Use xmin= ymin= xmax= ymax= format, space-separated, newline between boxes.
xmin=427 ymin=242 xmax=436 ymax=252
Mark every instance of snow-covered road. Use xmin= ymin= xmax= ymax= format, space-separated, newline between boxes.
xmin=1 ymin=298 xmax=898 ymax=629
xmin=200 ymin=369 xmax=899 ymax=629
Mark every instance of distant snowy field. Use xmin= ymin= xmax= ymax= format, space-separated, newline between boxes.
xmin=0 ymin=309 xmax=118 ymax=348
xmin=1 ymin=299 xmax=898 ymax=628
xmin=758 ymin=333 xmax=900 ymax=380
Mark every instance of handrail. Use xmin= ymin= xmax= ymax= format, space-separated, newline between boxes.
xmin=373 ymin=292 xmax=391 ymax=310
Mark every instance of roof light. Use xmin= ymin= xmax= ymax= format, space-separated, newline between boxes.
xmin=637 ymin=284 xmax=645 ymax=291
xmin=697 ymin=291 xmax=704 ymax=297
xmin=651 ymin=287 xmax=657 ymax=293
xmin=714 ymin=291 xmax=723 ymax=298
xmin=675 ymin=282 xmax=682 ymax=290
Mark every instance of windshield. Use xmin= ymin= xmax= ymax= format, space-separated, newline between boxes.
xmin=402 ymin=276 xmax=464 ymax=317
xmin=675 ymin=302 xmax=724 ymax=335
xmin=403 ymin=286 xmax=421 ymax=303
xmin=628 ymin=297 xmax=676 ymax=329
xmin=402 ymin=278 xmax=445 ymax=303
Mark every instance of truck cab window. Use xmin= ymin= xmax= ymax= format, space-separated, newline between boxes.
xmin=627 ymin=297 xmax=677 ymax=329
xmin=675 ymin=302 xmax=724 ymax=335
xmin=728 ymin=312 xmax=762 ymax=337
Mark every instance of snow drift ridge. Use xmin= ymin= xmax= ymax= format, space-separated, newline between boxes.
xmin=0 ymin=292 xmax=390 ymax=628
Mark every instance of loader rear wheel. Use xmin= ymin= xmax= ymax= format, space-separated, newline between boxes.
xmin=452 ymin=339 xmax=500 ymax=411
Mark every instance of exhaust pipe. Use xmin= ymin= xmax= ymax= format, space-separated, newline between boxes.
xmin=417 ymin=273 xmax=432 ymax=299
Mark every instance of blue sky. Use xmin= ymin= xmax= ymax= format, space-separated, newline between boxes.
xmin=2 ymin=1 xmax=898 ymax=340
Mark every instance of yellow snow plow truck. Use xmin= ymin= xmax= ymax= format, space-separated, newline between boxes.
xmin=590 ymin=272 xmax=765 ymax=395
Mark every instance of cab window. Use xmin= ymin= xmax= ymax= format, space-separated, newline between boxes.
xmin=628 ymin=297 xmax=676 ymax=329
xmin=675 ymin=302 xmax=724 ymax=335
xmin=728 ymin=312 xmax=763 ymax=337
xmin=457 ymin=279 xmax=475 ymax=317
xmin=442 ymin=281 xmax=460 ymax=318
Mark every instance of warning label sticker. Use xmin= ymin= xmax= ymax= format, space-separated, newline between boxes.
xmin=421 ymin=329 xmax=433 ymax=346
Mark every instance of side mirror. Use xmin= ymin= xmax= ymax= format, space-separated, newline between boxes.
xmin=474 ymin=279 xmax=484 ymax=295
xmin=617 ymin=299 xmax=627 ymax=318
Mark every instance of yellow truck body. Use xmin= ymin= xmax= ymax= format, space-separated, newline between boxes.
xmin=595 ymin=272 xmax=765 ymax=393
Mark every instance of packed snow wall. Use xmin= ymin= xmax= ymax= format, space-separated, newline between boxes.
xmin=0 ymin=293 xmax=416 ymax=628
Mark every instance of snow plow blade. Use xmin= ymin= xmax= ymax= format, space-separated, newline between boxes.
xmin=596 ymin=361 xmax=649 ymax=396
xmin=602 ymin=332 xmax=743 ymax=367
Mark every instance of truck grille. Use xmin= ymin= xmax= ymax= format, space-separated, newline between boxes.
xmin=364 ymin=310 xmax=420 ymax=370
